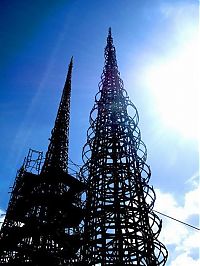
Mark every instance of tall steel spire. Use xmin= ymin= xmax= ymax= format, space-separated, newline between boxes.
xmin=42 ymin=57 xmax=73 ymax=173
xmin=81 ymin=29 xmax=168 ymax=265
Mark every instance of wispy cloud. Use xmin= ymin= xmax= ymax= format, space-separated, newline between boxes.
xmin=185 ymin=171 xmax=200 ymax=187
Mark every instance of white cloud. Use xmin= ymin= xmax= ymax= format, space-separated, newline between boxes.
xmin=181 ymin=231 xmax=200 ymax=251
xmin=184 ymin=186 xmax=200 ymax=217
xmin=154 ymin=173 xmax=200 ymax=265
xmin=170 ymin=253 xmax=200 ymax=266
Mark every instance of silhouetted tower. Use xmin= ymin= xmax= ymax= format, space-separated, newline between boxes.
xmin=42 ymin=57 xmax=73 ymax=173
xmin=81 ymin=29 xmax=168 ymax=265
xmin=0 ymin=58 xmax=85 ymax=265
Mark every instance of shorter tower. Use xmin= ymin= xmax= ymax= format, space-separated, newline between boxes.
xmin=0 ymin=58 xmax=85 ymax=265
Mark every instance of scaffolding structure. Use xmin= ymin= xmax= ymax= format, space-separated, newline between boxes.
xmin=0 ymin=58 xmax=85 ymax=265
xmin=0 ymin=30 xmax=168 ymax=266
xmin=80 ymin=29 xmax=168 ymax=265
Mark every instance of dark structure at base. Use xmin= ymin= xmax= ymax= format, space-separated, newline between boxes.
xmin=0 ymin=59 xmax=85 ymax=265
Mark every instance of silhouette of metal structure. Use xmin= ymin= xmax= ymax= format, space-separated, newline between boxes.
xmin=81 ymin=28 xmax=168 ymax=265
xmin=0 ymin=58 xmax=85 ymax=265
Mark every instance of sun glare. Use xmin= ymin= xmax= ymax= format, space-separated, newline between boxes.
xmin=146 ymin=38 xmax=199 ymax=139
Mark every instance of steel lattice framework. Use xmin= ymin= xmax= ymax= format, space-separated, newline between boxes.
xmin=41 ymin=58 xmax=73 ymax=173
xmin=0 ymin=58 xmax=85 ymax=265
xmin=81 ymin=29 xmax=168 ymax=265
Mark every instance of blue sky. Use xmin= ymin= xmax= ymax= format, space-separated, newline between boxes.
xmin=0 ymin=1 xmax=199 ymax=265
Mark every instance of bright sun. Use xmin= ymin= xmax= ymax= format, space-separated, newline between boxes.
xmin=145 ymin=38 xmax=199 ymax=139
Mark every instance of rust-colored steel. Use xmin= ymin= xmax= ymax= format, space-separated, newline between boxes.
xmin=81 ymin=28 xmax=168 ymax=265
xmin=0 ymin=59 xmax=85 ymax=265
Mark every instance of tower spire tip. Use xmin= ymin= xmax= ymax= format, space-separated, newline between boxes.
xmin=69 ymin=56 xmax=73 ymax=67
xmin=107 ymin=27 xmax=113 ymax=46
xmin=108 ymin=27 xmax=112 ymax=37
